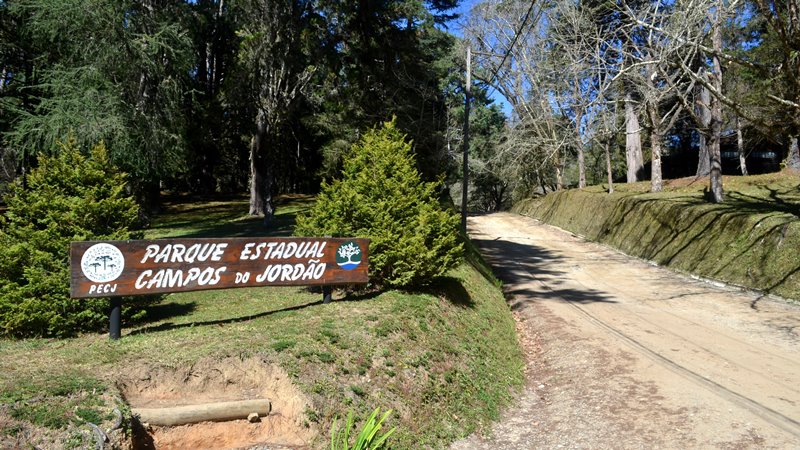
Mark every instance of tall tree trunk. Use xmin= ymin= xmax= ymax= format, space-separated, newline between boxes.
xmin=625 ymin=92 xmax=643 ymax=183
xmin=697 ymin=84 xmax=711 ymax=177
xmin=708 ymin=104 xmax=724 ymax=202
xmin=212 ymin=0 xmax=225 ymax=93
xmin=736 ymin=116 xmax=748 ymax=176
xmin=577 ymin=144 xmax=586 ymax=188
xmin=605 ymin=137 xmax=614 ymax=194
xmin=555 ymin=149 xmax=564 ymax=191
xmin=647 ymin=99 xmax=663 ymax=193
xmin=708 ymin=5 xmax=724 ymax=203
xmin=650 ymin=131 xmax=663 ymax=193
xmin=249 ymin=113 xmax=266 ymax=216
xmin=537 ymin=171 xmax=548 ymax=195
xmin=787 ymin=136 xmax=800 ymax=172
xmin=574 ymin=89 xmax=586 ymax=189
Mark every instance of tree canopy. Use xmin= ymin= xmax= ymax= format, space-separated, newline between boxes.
xmin=0 ymin=0 xmax=464 ymax=211
xmin=464 ymin=0 xmax=800 ymax=204
xmin=1 ymin=0 xmax=797 ymax=214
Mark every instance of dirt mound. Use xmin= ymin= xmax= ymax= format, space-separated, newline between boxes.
xmin=118 ymin=356 xmax=315 ymax=449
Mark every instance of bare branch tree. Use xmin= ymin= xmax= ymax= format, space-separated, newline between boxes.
xmin=618 ymin=0 xmax=705 ymax=192
xmin=465 ymin=0 xmax=570 ymax=193
xmin=465 ymin=0 xmax=617 ymax=193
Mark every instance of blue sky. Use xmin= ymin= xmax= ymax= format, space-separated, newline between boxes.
xmin=447 ymin=0 xmax=514 ymax=117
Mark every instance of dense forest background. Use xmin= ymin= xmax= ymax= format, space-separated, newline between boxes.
xmin=1 ymin=0 xmax=799 ymax=218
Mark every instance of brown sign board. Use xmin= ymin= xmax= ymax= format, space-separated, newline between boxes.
xmin=70 ymin=237 xmax=369 ymax=298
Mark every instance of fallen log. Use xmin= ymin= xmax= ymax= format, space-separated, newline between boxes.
xmin=132 ymin=399 xmax=271 ymax=426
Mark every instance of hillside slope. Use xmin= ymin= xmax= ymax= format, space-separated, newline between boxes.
xmin=512 ymin=173 xmax=800 ymax=301
xmin=0 ymin=196 xmax=524 ymax=449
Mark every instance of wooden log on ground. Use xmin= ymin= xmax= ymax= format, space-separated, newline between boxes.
xmin=132 ymin=399 xmax=271 ymax=426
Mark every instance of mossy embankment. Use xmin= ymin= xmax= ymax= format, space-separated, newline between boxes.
xmin=512 ymin=173 xmax=800 ymax=301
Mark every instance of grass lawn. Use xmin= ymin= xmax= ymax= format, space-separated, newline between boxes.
xmin=0 ymin=195 xmax=523 ymax=449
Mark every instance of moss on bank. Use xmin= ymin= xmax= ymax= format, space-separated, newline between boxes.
xmin=512 ymin=173 xmax=800 ymax=301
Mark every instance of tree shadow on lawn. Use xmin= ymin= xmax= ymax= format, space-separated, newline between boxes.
xmin=725 ymin=188 xmax=800 ymax=218
xmin=326 ymin=276 xmax=474 ymax=307
xmin=148 ymin=195 xmax=314 ymax=239
xmin=127 ymin=299 xmax=323 ymax=336
xmin=158 ymin=209 xmax=296 ymax=238
xmin=425 ymin=276 xmax=474 ymax=307
xmin=132 ymin=300 xmax=198 ymax=326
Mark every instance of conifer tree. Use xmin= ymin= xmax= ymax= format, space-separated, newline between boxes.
xmin=295 ymin=119 xmax=462 ymax=288
xmin=0 ymin=140 xmax=156 ymax=337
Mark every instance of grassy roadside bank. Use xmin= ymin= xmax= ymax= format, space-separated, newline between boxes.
xmin=512 ymin=173 xmax=800 ymax=301
xmin=0 ymin=195 xmax=523 ymax=449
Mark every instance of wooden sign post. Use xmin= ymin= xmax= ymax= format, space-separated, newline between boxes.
xmin=70 ymin=237 xmax=369 ymax=339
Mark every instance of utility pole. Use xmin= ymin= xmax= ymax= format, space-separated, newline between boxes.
xmin=461 ymin=46 xmax=471 ymax=233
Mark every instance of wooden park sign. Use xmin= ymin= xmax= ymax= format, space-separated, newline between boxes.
xmin=71 ymin=237 xmax=369 ymax=298
xmin=70 ymin=237 xmax=369 ymax=340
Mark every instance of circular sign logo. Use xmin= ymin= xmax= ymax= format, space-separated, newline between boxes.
xmin=335 ymin=241 xmax=362 ymax=271
xmin=81 ymin=243 xmax=125 ymax=283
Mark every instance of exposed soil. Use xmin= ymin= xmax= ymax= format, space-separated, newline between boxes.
xmin=118 ymin=356 xmax=315 ymax=449
xmin=451 ymin=213 xmax=800 ymax=449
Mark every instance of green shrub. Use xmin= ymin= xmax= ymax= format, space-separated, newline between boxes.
xmin=0 ymin=139 xmax=153 ymax=337
xmin=295 ymin=119 xmax=462 ymax=287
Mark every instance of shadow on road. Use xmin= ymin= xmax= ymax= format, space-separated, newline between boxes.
xmin=470 ymin=235 xmax=616 ymax=308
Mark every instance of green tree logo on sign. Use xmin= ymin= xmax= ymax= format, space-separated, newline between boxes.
xmin=336 ymin=241 xmax=362 ymax=270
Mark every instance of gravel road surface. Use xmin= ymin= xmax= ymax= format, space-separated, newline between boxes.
xmin=451 ymin=213 xmax=800 ymax=449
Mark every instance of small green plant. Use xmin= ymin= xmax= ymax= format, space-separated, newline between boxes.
xmin=9 ymin=402 xmax=71 ymax=429
xmin=330 ymin=407 xmax=396 ymax=450
xmin=270 ymin=339 xmax=296 ymax=352
xmin=317 ymin=352 xmax=335 ymax=363
xmin=295 ymin=119 xmax=462 ymax=288
xmin=304 ymin=407 xmax=321 ymax=425
xmin=74 ymin=406 xmax=106 ymax=424
xmin=349 ymin=385 xmax=365 ymax=397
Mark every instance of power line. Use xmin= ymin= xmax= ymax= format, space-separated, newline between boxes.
xmin=462 ymin=0 xmax=537 ymax=228
xmin=474 ymin=0 xmax=537 ymax=103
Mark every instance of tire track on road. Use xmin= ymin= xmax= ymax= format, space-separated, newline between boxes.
xmin=456 ymin=213 xmax=800 ymax=449
xmin=507 ymin=232 xmax=800 ymax=438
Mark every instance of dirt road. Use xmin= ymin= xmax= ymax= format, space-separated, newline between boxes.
xmin=451 ymin=213 xmax=800 ymax=449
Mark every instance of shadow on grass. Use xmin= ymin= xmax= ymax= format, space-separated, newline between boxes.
xmin=148 ymin=195 xmax=315 ymax=239
xmin=175 ymin=213 xmax=296 ymax=238
xmin=725 ymin=188 xmax=800 ymax=217
xmin=462 ymin=225 xmax=502 ymax=289
xmin=128 ymin=299 xmax=322 ymax=336
xmin=750 ymin=261 xmax=800 ymax=310
xmin=138 ymin=301 xmax=198 ymax=324
xmin=313 ymin=285 xmax=382 ymax=303
xmin=572 ymin=185 xmax=799 ymax=278
xmin=323 ymin=277 xmax=474 ymax=307
xmin=425 ymin=276 xmax=474 ymax=308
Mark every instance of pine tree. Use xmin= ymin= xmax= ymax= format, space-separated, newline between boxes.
xmin=295 ymin=119 xmax=462 ymax=288
xmin=0 ymin=139 xmax=156 ymax=337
